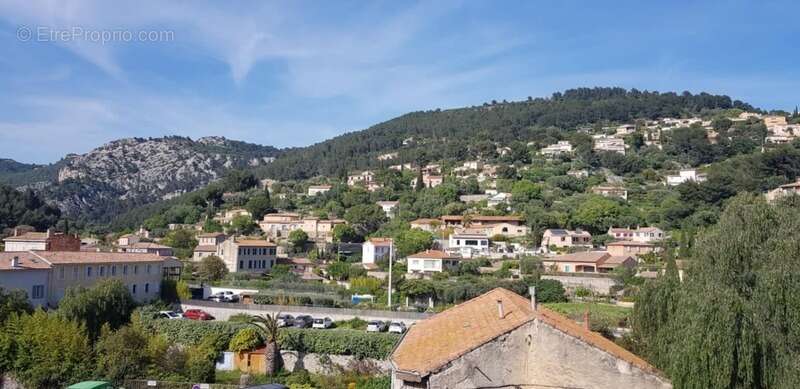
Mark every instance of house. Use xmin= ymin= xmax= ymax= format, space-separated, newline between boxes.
xmin=347 ymin=171 xmax=376 ymax=187
xmin=765 ymin=180 xmax=800 ymax=202
xmin=459 ymin=194 xmax=489 ymax=203
xmin=453 ymin=160 xmax=484 ymax=175
xmin=540 ymin=141 xmax=573 ymax=156
xmin=258 ymin=212 xmax=302 ymax=237
xmin=608 ymin=226 xmax=665 ymax=242
xmin=389 ymin=163 xmax=414 ymax=171
xmin=117 ymin=234 xmax=140 ymax=247
xmin=593 ymin=135 xmax=626 ymax=154
xmin=447 ymin=230 xmax=490 ymax=258
xmin=362 ymin=238 xmax=393 ymax=268
xmin=440 ymin=215 xmax=529 ymax=237
xmin=390 ymin=288 xmax=670 ymax=389
xmin=665 ymin=169 xmax=707 ymax=186
xmin=217 ymin=238 xmax=277 ymax=274
xmin=567 ymin=169 xmax=589 ymax=179
xmin=214 ymin=208 xmax=252 ymax=224
xmin=2 ymin=251 xmax=173 ymax=306
xmin=275 ymin=257 xmax=314 ymax=273
xmin=378 ymin=152 xmax=399 ymax=161
xmin=591 ymin=185 xmax=628 ymax=200
xmin=540 ymin=229 xmax=592 ymax=250
xmin=3 ymin=228 xmax=81 ymax=252
xmin=307 ymin=185 xmax=332 ymax=196
xmin=406 ymin=250 xmax=462 ymax=276
xmin=606 ymin=241 xmax=659 ymax=257
xmin=0 ymin=252 xmax=51 ymax=307
xmin=118 ymin=242 xmax=173 ymax=257
xmin=409 ymin=218 xmax=440 ymax=233
xmin=376 ymin=201 xmax=399 ymax=218
xmin=300 ymin=217 xmax=346 ymax=242
xmin=764 ymin=115 xmax=788 ymax=129
xmin=541 ymin=251 xmax=636 ymax=273
xmin=487 ymin=192 xmax=511 ymax=208
xmin=412 ymin=174 xmax=443 ymax=188
xmin=193 ymin=232 xmax=227 ymax=261
xmin=616 ymin=124 xmax=636 ymax=136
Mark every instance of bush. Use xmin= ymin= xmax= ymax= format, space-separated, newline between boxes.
xmin=138 ymin=313 xmax=400 ymax=359
xmin=229 ymin=327 xmax=264 ymax=352
xmin=251 ymin=294 xmax=339 ymax=307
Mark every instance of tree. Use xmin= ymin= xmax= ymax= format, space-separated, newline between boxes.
xmin=288 ymin=229 xmax=308 ymax=251
xmin=58 ymin=279 xmax=136 ymax=340
xmin=635 ymin=194 xmax=800 ymax=388
xmin=247 ymin=314 xmax=282 ymax=375
xmin=229 ymin=214 xmax=258 ymax=235
xmin=344 ymin=204 xmax=387 ymax=236
xmin=332 ymin=224 xmax=360 ymax=243
xmin=203 ymin=218 xmax=224 ymax=233
xmin=94 ymin=325 xmax=149 ymax=384
xmin=228 ymin=327 xmax=264 ymax=353
xmin=394 ymin=228 xmax=434 ymax=258
xmin=530 ymin=279 xmax=567 ymax=303
xmin=570 ymin=195 xmax=624 ymax=233
xmin=0 ymin=288 xmax=32 ymax=323
xmin=246 ymin=190 xmax=273 ymax=220
xmin=197 ymin=255 xmax=228 ymax=281
xmin=161 ymin=228 xmax=198 ymax=259
xmin=3 ymin=310 xmax=92 ymax=388
xmin=223 ymin=170 xmax=258 ymax=192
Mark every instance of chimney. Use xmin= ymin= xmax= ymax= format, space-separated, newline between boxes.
xmin=529 ymin=286 xmax=537 ymax=310
xmin=13 ymin=228 xmax=18 ymax=237
xmin=583 ymin=309 xmax=591 ymax=331
xmin=46 ymin=228 xmax=52 ymax=238
xmin=496 ymin=299 xmax=505 ymax=319
xmin=10 ymin=256 xmax=19 ymax=268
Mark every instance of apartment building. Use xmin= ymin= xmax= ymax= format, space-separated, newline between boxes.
xmin=540 ymin=141 xmax=573 ymax=157
xmin=217 ymin=238 xmax=277 ymax=274
xmin=593 ymin=135 xmax=626 ymax=155
xmin=3 ymin=228 xmax=81 ymax=252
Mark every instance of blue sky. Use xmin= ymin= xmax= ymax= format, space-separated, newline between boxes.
xmin=0 ymin=1 xmax=798 ymax=164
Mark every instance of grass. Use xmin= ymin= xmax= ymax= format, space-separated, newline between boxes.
xmin=543 ymin=302 xmax=632 ymax=328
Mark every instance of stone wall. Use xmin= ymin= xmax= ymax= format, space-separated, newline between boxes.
xmin=281 ymin=351 xmax=391 ymax=375
xmin=543 ymin=274 xmax=620 ymax=294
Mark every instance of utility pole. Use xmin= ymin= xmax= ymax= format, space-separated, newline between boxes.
xmin=388 ymin=240 xmax=393 ymax=309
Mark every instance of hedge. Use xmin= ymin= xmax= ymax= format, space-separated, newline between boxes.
xmin=251 ymin=293 xmax=340 ymax=308
xmin=137 ymin=311 xmax=399 ymax=359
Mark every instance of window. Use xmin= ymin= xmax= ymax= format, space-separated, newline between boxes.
xmin=146 ymin=264 xmax=152 ymax=274
xmin=564 ymin=265 xmax=572 ymax=272
xmin=423 ymin=260 xmax=436 ymax=270
xmin=86 ymin=266 xmax=93 ymax=277
xmin=144 ymin=283 xmax=150 ymax=293
xmin=32 ymin=285 xmax=44 ymax=299
xmin=132 ymin=284 xmax=137 ymax=294
xmin=239 ymin=260 xmax=244 ymax=269
xmin=123 ymin=265 xmax=128 ymax=275
xmin=99 ymin=266 xmax=105 ymax=276
xmin=238 ymin=248 xmax=243 ymax=255
xmin=133 ymin=265 xmax=138 ymax=274
xmin=59 ymin=267 xmax=65 ymax=280
xmin=502 ymin=227 xmax=508 ymax=232
xmin=111 ymin=265 xmax=116 ymax=276
xmin=465 ymin=240 xmax=478 ymax=246
xmin=73 ymin=267 xmax=78 ymax=280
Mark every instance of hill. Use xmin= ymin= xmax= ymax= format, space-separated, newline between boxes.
xmin=258 ymin=87 xmax=754 ymax=180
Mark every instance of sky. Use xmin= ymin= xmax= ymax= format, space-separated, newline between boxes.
xmin=0 ymin=1 xmax=798 ymax=164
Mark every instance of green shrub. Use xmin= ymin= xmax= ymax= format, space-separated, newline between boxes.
xmin=138 ymin=313 xmax=399 ymax=359
xmin=229 ymin=327 xmax=264 ymax=352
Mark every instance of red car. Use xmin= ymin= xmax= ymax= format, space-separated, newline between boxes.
xmin=182 ymin=309 xmax=214 ymax=321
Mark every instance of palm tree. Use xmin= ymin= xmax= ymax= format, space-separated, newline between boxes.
xmin=247 ymin=313 xmax=282 ymax=375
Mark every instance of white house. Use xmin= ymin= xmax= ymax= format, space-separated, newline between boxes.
xmin=487 ymin=192 xmax=511 ymax=208
xmin=448 ymin=231 xmax=490 ymax=258
xmin=593 ymin=136 xmax=626 ymax=155
xmin=407 ymin=250 xmax=462 ymax=276
xmin=540 ymin=141 xmax=573 ymax=157
xmin=665 ymin=169 xmax=707 ymax=186
xmin=540 ymin=229 xmax=592 ymax=251
xmin=307 ymin=185 xmax=332 ymax=196
xmin=362 ymin=238 xmax=393 ymax=269
xmin=376 ymin=201 xmax=399 ymax=218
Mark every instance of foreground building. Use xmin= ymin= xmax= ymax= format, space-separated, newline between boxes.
xmin=3 ymin=229 xmax=81 ymax=252
xmin=390 ymin=288 xmax=670 ymax=389
xmin=0 ymin=251 xmax=175 ymax=306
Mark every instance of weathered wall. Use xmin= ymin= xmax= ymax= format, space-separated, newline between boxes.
xmin=543 ymin=274 xmax=620 ymax=294
xmin=281 ymin=351 xmax=391 ymax=374
xmin=393 ymin=320 xmax=671 ymax=389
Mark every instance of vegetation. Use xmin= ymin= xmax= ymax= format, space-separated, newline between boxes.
xmin=197 ymin=255 xmax=229 ymax=281
xmin=247 ymin=314 xmax=283 ymax=375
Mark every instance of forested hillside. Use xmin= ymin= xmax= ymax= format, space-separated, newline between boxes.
xmin=259 ymin=88 xmax=754 ymax=180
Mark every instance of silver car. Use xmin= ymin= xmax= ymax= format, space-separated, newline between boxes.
xmin=366 ymin=320 xmax=388 ymax=332
xmin=388 ymin=321 xmax=406 ymax=334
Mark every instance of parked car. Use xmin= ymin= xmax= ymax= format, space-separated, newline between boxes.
xmin=388 ymin=321 xmax=407 ymax=334
xmin=276 ymin=314 xmax=294 ymax=327
xmin=366 ymin=320 xmax=388 ymax=332
xmin=221 ymin=290 xmax=240 ymax=302
xmin=312 ymin=317 xmax=333 ymax=329
xmin=183 ymin=309 xmax=214 ymax=321
xmin=207 ymin=292 xmax=226 ymax=302
xmin=293 ymin=315 xmax=313 ymax=328
xmin=158 ymin=310 xmax=183 ymax=320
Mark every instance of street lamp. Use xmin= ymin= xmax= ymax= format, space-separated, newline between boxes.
xmin=388 ymin=240 xmax=393 ymax=308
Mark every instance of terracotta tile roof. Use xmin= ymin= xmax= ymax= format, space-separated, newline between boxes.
xmin=3 ymin=232 xmax=48 ymax=242
xmin=546 ymin=251 xmax=609 ymax=263
xmin=276 ymin=257 xmax=313 ymax=266
xmin=440 ymin=215 xmax=524 ymax=222
xmin=410 ymin=218 xmax=438 ymax=225
xmin=599 ymin=255 xmax=635 ymax=267
xmin=122 ymin=242 xmax=171 ymax=249
xmin=309 ymin=185 xmax=332 ymax=189
xmin=234 ymin=239 xmax=277 ymax=247
xmin=194 ymin=245 xmax=217 ymax=252
xmin=391 ymin=288 xmax=534 ymax=377
xmin=407 ymin=250 xmax=461 ymax=260
xmin=0 ymin=252 xmax=51 ymax=271
xmin=391 ymin=288 xmax=664 ymax=380
xmin=197 ymin=232 xmax=226 ymax=238
xmin=368 ymin=237 xmax=393 ymax=245
xmin=31 ymin=251 xmax=165 ymax=264
xmin=607 ymin=240 xmax=654 ymax=247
